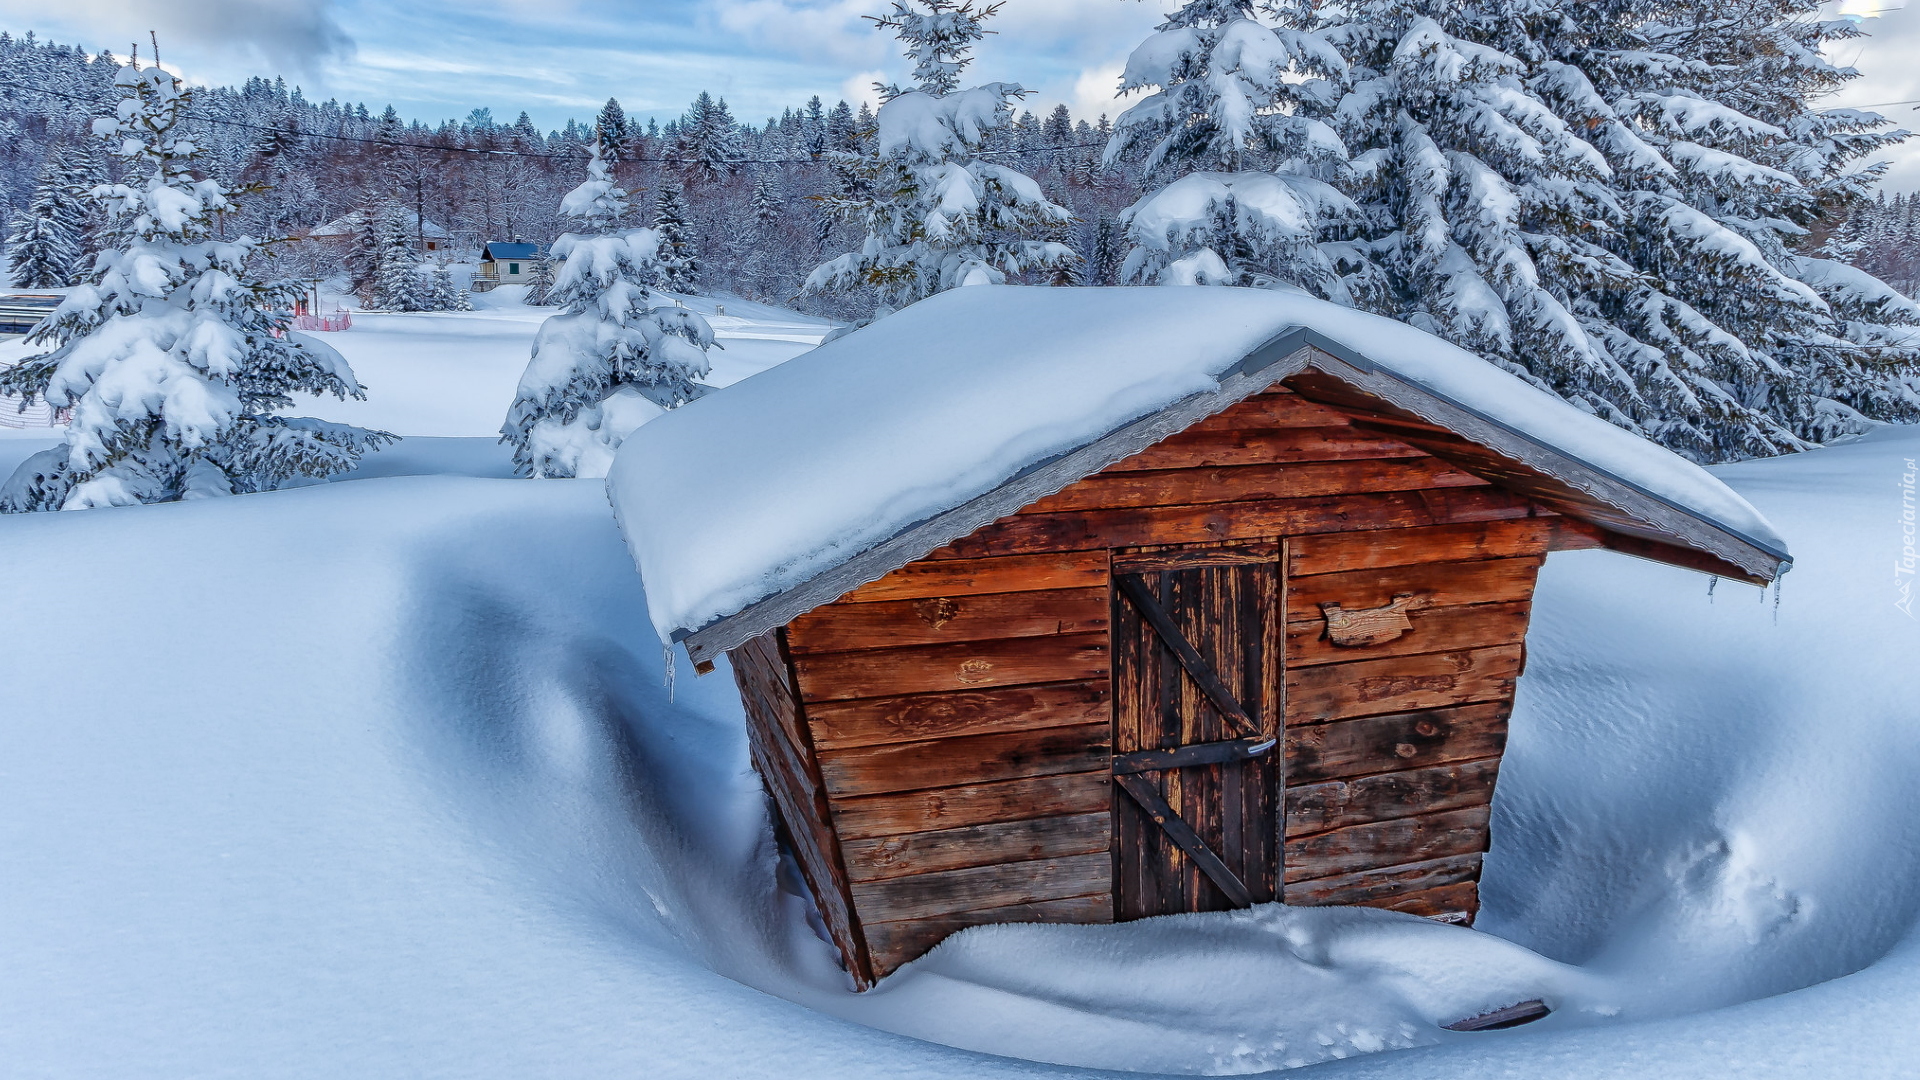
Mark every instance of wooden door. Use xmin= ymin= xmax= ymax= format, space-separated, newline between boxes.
xmin=1111 ymin=542 xmax=1282 ymax=920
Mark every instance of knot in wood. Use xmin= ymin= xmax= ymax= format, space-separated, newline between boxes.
xmin=1395 ymin=742 xmax=1419 ymax=758
xmin=956 ymin=658 xmax=995 ymax=683
xmin=912 ymin=597 xmax=960 ymax=629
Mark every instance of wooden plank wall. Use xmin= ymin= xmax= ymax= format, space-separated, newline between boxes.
xmin=763 ymin=384 xmax=1585 ymax=979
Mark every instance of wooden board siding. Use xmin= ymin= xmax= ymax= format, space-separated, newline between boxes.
xmin=1278 ymin=513 xmax=1549 ymax=921
xmin=728 ymin=631 xmax=874 ymax=986
xmin=745 ymin=384 xmax=1567 ymax=979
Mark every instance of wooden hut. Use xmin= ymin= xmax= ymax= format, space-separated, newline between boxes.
xmin=607 ymin=286 xmax=1789 ymax=989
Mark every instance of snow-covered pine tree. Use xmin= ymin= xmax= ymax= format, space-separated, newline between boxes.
xmin=596 ymin=97 xmax=630 ymax=162
xmin=1262 ymin=0 xmax=1920 ymax=459
xmin=500 ymin=136 xmax=715 ymax=479
xmin=673 ymin=92 xmax=744 ymax=183
xmin=525 ymin=248 xmax=557 ymax=306
xmin=371 ymin=202 xmax=426 ymax=311
xmin=7 ymin=147 xmax=88 ymax=287
xmin=346 ymin=208 xmax=383 ymax=305
xmin=1103 ymin=0 xmax=1354 ymax=292
xmin=804 ymin=0 xmax=1077 ymax=314
xmin=0 ymin=63 xmax=391 ymax=512
xmin=745 ymin=170 xmax=786 ymax=295
xmin=652 ymin=174 xmax=700 ymax=293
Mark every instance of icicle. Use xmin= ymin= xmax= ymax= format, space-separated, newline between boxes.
xmin=1707 ymin=575 xmax=1718 ymax=602
xmin=1772 ymin=577 xmax=1783 ymax=625
xmin=663 ymin=643 xmax=677 ymax=703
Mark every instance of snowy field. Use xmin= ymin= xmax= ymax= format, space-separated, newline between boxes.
xmin=3 ymin=301 xmax=1920 ymax=1078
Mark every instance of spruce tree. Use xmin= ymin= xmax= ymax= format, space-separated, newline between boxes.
xmin=1104 ymin=0 xmax=1354 ymax=292
xmin=500 ymin=136 xmax=715 ymax=479
xmin=652 ymin=174 xmax=700 ymax=293
xmin=7 ymin=147 xmax=88 ymax=287
xmin=673 ymin=92 xmax=744 ymax=184
xmin=1262 ymin=0 xmax=1920 ymax=459
xmin=0 ymin=63 xmax=390 ymax=512
xmin=595 ymin=97 xmax=630 ymax=163
xmin=371 ymin=202 xmax=425 ymax=311
xmin=805 ymin=0 xmax=1077 ymax=314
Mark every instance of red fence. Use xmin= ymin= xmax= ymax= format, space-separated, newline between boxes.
xmin=292 ymin=309 xmax=353 ymax=332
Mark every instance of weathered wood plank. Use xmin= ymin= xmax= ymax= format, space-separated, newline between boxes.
xmin=940 ymin=489 xmax=1535 ymax=560
xmin=850 ymin=851 xmax=1113 ymax=925
xmin=1287 ymin=645 xmax=1525 ymax=723
xmin=831 ymin=770 xmax=1112 ymax=841
xmin=729 ymin=631 xmax=874 ymax=986
xmin=1284 ymin=805 xmax=1492 ymax=884
xmin=1385 ymin=881 xmax=1480 ymax=921
xmin=1287 ymin=520 xmax=1561 ymax=576
xmin=841 ymin=812 xmax=1111 ymax=883
xmin=1185 ymin=390 xmax=1352 ymax=431
xmin=1103 ymin=427 xmax=1425 ymax=472
xmin=1283 ymin=853 xmax=1483 ymax=906
xmin=862 ymin=893 xmax=1113 ymax=977
xmin=837 ymin=550 xmax=1109 ymax=604
xmin=807 ymin=680 xmax=1109 ymax=752
xmin=817 ymin=723 xmax=1111 ymax=798
xmin=1285 ymin=702 xmax=1509 ymax=784
xmin=1286 ymin=601 xmax=1531 ymax=668
xmin=787 ymin=588 xmax=1108 ymax=654
xmin=1287 ymin=556 xmax=1543 ymax=615
xmin=1286 ymin=758 xmax=1501 ymax=837
xmin=791 ymin=632 xmax=1109 ymax=702
xmin=1024 ymin=458 xmax=1487 ymax=514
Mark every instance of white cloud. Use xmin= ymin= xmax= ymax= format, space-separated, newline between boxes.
xmin=712 ymin=0 xmax=888 ymax=67
xmin=0 ymin=0 xmax=354 ymax=79
xmin=840 ymin=70 xmax=886 ymax=111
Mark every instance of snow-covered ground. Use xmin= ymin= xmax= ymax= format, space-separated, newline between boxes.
xmin=3 ymin=300 xmax=1919 ymax=1077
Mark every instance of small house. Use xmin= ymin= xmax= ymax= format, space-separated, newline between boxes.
xmin=606 ymin=286 xmax=1789 ymax=988
xmin=474 ymin=242 xmax=542 ymax=291
xmin=307 ymin=209 xmax=452 ymax=253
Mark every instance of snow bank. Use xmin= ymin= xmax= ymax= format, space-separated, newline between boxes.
xmin=3 ymin=428 xmax=1919 ymax=1076
xmin=609 ymin=284 xmax=1785 ymax=646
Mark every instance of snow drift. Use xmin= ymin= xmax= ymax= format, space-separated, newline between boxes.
xmin=3 ymin=421 xmax=1919 ymax=1076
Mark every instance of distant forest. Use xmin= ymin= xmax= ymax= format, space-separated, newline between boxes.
xmin=0 ymin=31 xmax=1146 ymax=318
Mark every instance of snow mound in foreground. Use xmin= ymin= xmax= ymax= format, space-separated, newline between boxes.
xmin=3 ymin=429 xmax=1919 ymax=1077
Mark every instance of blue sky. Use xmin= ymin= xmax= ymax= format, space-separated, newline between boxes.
xmin=2 ymin=0 xmax=1917 ymax=185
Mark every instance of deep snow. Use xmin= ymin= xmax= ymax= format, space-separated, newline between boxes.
xmin=3 ymin=301 xmax=1919 ymax=1078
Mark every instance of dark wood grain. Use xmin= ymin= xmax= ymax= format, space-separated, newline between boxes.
xmin=787 ymin=588 xmax=1108 ymax=654
xmin=1024 ymin=458 xmax=1487 ymax=514
xmin=1284 ymin=805 xmax=1492 ymax=884
xmin=1286 ymin=645 xmax=1525 ymax=723
xmin=841 ymin=812 xmax=1111 ymax=883
xmin=816 ymin=723 xmax=1110 ymax=798
xmin=1283 ymin=853 xmax=1483 ymax=906
xmin=1286 ymin=758 xmax=1502 ymax=837
xmin=849 ymin=851 xmax=1113 ymax=924
xmin=807 ymin=680 xmax=1109 ymax=751
xmin=792 ymin=632 xmax=1109 ymax=702
xmin=1286 ymin=703 xmax=1509 ymax=784
xmin=1287 ymin=556 xmax=1544 ymax=614
xmin=837 ymin=550 xmax=1109 ymax=603
xmin=941 ymin=489 xmax=1536 ymax=559
xmin=1287 ymin=519 xmax=1561 ymax=576
xmin=830 ymin=771 xmax=1112 ymax=841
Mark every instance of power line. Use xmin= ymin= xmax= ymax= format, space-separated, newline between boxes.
xmin=0 ymin=75 xmax=1108 ymax=164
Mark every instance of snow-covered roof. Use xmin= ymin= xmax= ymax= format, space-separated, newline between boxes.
xmin=482 ymin=242 xmax=540 ymax=261
xmin=607 ymin=285 xmax=1790 ymax=663
xmin=309 ymin=209 xmax=452 ymax=239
